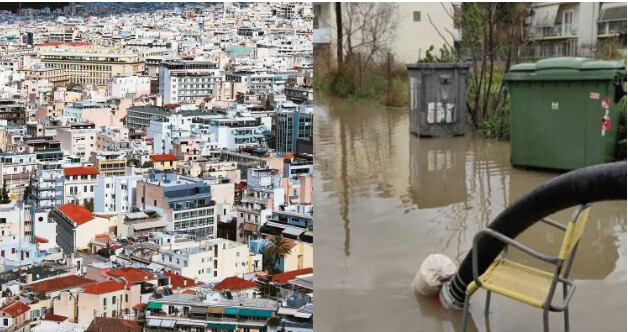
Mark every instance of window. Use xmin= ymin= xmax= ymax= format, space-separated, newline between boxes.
xmin=112 ymin=296 xmax=116 ymax=304
xmin=103 ymin=298 xmax=107 ymax=307
xmin=413 ymin=11 xmax=421 ymax=22
xmin=125 ymin=294 xmax=128 ymax=302
xmin=112 ymin=310 xmax=116 ymax=317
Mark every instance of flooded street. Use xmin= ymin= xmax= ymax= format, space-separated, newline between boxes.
xmin=314 ymin=96 xmax=627 ymax=332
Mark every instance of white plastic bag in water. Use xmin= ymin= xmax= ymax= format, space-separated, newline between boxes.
xmin=412 ymin=253 xmax=457 ymax=297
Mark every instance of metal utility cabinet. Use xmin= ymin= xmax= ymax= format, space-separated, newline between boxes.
xmin=406 ymin=63 xmax=470 ymax=137
xmin=504 ymin=57 xmax=626 ymax=171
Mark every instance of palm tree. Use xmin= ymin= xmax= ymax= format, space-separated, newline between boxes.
xmin=264 ymin=235 xmax=292 ymax=273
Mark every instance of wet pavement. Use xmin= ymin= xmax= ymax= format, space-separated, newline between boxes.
xmin=314 ymin=96 xmax=627 ymax=332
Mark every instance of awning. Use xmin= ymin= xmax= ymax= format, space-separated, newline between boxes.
xmin=189 ymin=306 xmax=207 ymax=315
xmin=224 ymin=308 xmax=239 ymax=315
xmin=160 ymin=320 xmax=176 ymax=328
xmin=207 ymin=307 xmax=224 ymax=314
xmin=207 ymin=323 xmax=236 ymax=330
xmin=282 ymin=227 xmax=304 ymax=237
xmin=146 ymin=302 xmax=163 ymax=310
xmin=238 ymin=309 xmax=272 ymax=318
xmin=294 ymin=311 xmax=312 ymax=319
xmin=531 ymin=4 xmax=559 ymax=27
xmin=277 ymin=307 xmax=298 ymax=315
xmin=599 ymin=3 xmax=627 ymax=22
xmin=177 ymin=321 xmax=206 ymax=327
xmin=132 ymin=220 xmax=167 ymax=231
xmin=146 ymin=319 xmax=162 ymax=327
xmin=243 ymin=223 xmax=258 ymax=232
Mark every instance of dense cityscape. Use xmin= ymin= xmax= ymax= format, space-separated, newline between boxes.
xmin=0 ymin=2 xmax=313 ymax=332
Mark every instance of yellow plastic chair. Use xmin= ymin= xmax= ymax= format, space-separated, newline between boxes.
xmin=460 ymin=204 xmax=591 ymax=332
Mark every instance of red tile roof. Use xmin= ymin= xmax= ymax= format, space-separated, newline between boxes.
xmin=27 ymin=275 xmax=95 ymax=293
xmin=35 ymin=236 xmax=49 ymax=244
xmin=132 ymin=303 xmax=147 ymax=311
xmin=272 ymin=268 xmax=313 ymax=284
xmin=182 ymin=289 xmax=196 ymax=295
xmin=58 ymin=203 xmax=93 ymax=226
xmin=42 ymin=314 xmax=67 ymax=322
xmin=107 ymin=268 xmax=157 ymax=284
xmin=86 ymin=317 xmax=142 ymax=332
xmin=150 ymin=154 xmax=178 ymax=162
xmin=213 ymin=276 xmax=257 ymax=291
xmin=0 ymin=301 xmax=30 ymax=317
xmin=82 ymin=280 xmax=125 ymax=295
xmin=64 ymin=167 xmax=99 ymax=177
xmin=162 ymin=271 xmax=199 ymax=290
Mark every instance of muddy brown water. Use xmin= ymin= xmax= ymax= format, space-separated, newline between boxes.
xmin=314 ymin=96 xmax=626 ymax=332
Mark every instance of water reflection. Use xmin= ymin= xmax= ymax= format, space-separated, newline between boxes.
xmin=314 ymin=96 xmax=626 ymax=331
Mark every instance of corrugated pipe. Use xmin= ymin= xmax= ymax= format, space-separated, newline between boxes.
xmin=440 ymin=161 xmax=627 ymax=309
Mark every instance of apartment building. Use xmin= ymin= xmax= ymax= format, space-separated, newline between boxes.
xmin=62 ymin=166 xmax=99 ymax=205
xmin=29 ymin=160 xmax=64 ymax=210
xmin=144 ymin=292 xmax=277 ymax=332
xmin=107 ymin=74 xmax=151 ymax=98
xmin=149 ymin=154 xmax=179 ymax=172
xmin=125 ymin=105 xmax=169 ymax=133
xmin=274 ymin=104 xmax=313 ymax=153
xmin=208 ymin=117 xmax=269 ymax=150
xmin=52 ymin=203 xmax=115 ymax=253
xmin=93 ymin=175 xmax=144 ymax=213
xmin=523 ymin=2 xmax=627 ymax=58
xmin=158 ymin=61 xmax=223 ymax=104
xmin=135 ymin=172 xmax=217 ymax=238
xmin=56 ymin=127 xmax=98 ymax=161
xmin=156 ymin=238 xmax=262 ymax=281
xmin=39 ymin=52 xmax=145 ymax=87
xmin=90 ymin=150 xmax=127 ymax=177
xmin=0 ymin=100 xmax=26 ymax=125
xmin=17 ymin=67 xmax=69 ymax=88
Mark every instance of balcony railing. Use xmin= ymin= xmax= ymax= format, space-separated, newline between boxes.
xmin=527 ymin=24 xmax=578 ymax=39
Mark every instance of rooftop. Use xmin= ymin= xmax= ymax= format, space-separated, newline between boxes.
xmin=86 ymin=317 xmax=142 ymax=332
xmin=27 ymin=275 xmax=95 ymax=293
xmin=213 ymin=276 xmax=257 ymax=291
xmin=272 ymin=268 xmax=313 ymax=284
xmin=58 ymin=203 xmax=94 ymax=226
xmin=82 ymin=280 xmax=125 ymax=295
xmin=64 ymin=166 xmax=99 ymax=177
xmin=0 ymin=301 xmax=30 ymax=317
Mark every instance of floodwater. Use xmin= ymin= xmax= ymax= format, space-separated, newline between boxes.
xmin=314 ymin=96 xmax=627 ymax=332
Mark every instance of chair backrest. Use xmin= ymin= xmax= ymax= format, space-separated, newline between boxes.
xmin=558 ymin=204 xmax=591 ymax=261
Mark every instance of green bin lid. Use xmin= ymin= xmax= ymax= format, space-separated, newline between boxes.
xmin=505 ymin=57 xmax=626 ymax=81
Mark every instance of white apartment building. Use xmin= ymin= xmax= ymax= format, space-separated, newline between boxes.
xmin=62 ymin=166 xmax=99 ymax=205
xmin=208 ymin=117 xmax=271 ymax=150
xmin=107 ymin=74 xmax=151 ymax=99
xmin=93 ymin=174 xmax=144 ymax=213
xmin=158 ymin=61 xmax=224 ymax=104
xmin=156 ymin=238 xmax=262 ymax=281
xmin=56 ymin=128 xmax=98 ymax=161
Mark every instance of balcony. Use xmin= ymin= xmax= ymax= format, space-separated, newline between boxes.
xmin=598 ymin=21 xmax=627 ymax=37
xmin=527 ymin=24 xmax=578 ymax=40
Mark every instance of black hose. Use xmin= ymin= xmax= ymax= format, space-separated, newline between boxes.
xmin=444 ymin=161 xmax=627 ymax=305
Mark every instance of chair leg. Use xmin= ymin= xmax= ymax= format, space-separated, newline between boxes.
xmin=563 ymin=283 xmax=569 ymax=332
xmin=484 ymin=291 xmax=491 ymax=315
xmin=461 ymin=294 xmax=471 ymax=332
xmin=543 ymin=307 xmax=550 ymax=332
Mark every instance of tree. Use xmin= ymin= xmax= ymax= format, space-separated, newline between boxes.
xmin=342 ymin=3 xmax=400 ymax=66
xmin=84 ymin=199 xmax=94 ymax=212
xmin=264 ymin=235 xmax=293 ymax=272
xmin=141 ymin=161 xmax=154 ymax=168
xmin=335 ymin=2 xmax=343 ymax=67
xmin=256 ymin=275 xmax=279 ymax=299
xmin=0 ymin=182 xmax=10 ymax=204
